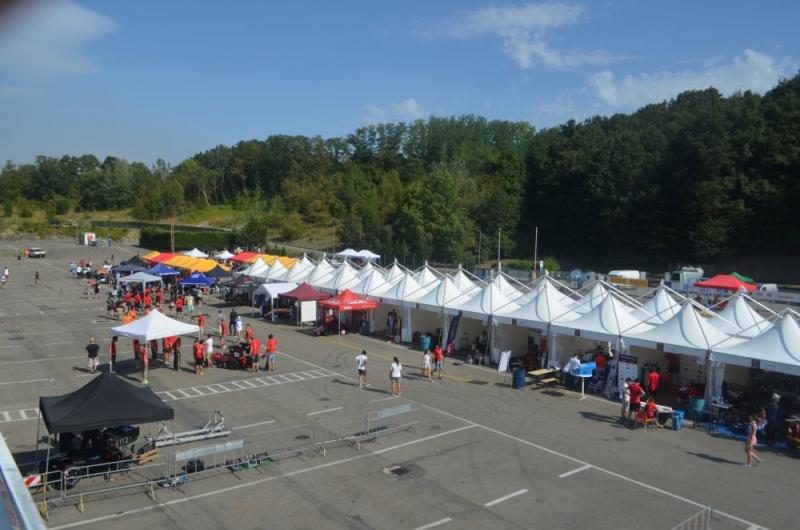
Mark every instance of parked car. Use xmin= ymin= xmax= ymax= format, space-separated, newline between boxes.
xmin=26 ymin=247 xmax=47 ymax=258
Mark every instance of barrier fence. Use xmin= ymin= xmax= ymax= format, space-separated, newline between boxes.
xmin=27 ymin=404 xmax=420 ymax=516
xmin=670 ymin=507 xmax=713 ymax=530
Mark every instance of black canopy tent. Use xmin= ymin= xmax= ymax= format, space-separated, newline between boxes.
xmin=39 ymin=373 xmax=173 ymax=434
xmin=121 ymin=255 xmax=150 ymax=268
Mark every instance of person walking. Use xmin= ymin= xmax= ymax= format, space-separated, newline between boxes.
xmin=34 ymin=270 xmax=40 ymax=287
xmin=266 ymin=334 xmax=277 ymax=372
xmin=422 ymin=349 xmax=432 ymax=381
xmin=205 ymin=334 xmax=214 ymax=368
xmin=217 ymin=310 xmax=226 ymax=337
xmin=390 ymin=357 xmax=402 ymax=396
xmin=86 ymin=337 xmax=100 ymax=374
xmin=107 ymin=336 xmax=118 ymax=373
xmin=745 ymin=414 xmax=763 ymax=467
xmin=185 ymin=292 xmax=194 ymax=315
xmin=356 ymin=350 xmax=368 ymax=387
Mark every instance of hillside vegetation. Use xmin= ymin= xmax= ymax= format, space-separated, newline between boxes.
xmin=2 ymin=75 xmax=799 ymax=269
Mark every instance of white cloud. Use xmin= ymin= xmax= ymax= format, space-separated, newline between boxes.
xmin=589 ymin=49 xmax=798 ymax=109
xmin=0 ymin=0 xmax=116 ymax=79
xmin=422 ymin=2 xmax=624 ymax=69
xmin=365 ymin=98 xmax=426 ymax=122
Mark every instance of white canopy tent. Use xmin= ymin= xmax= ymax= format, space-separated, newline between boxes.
xmin=282 ymin=256 xmax=315 ymax=283
xmin=252 ymin=282 xmax=298 ymax=302
xmin=264 ymin=259 xmax=288 ymax=282
xmin=214 ymin=250 xmax=235 ymax=260
xmin=495 ymin=277 xmax=577 ymax=327
xmin=306 ymin=259 xmax=336 ymax=287
xmin=384 ymin=260 xmax=407 ymax=283
xmin=111 ymin=309 xmax=199 ymax=341
xmin=414 ymin=262 xmax=440 ymax=288
xmin=117 ymin=271 xmax=163 ymax=287
xmin=631 ymin=285 xmax=683 ymax=324
xmin=235 ymin=257 xmax=269 ymax=279
xmin=183 ymin=248 xmax=208 ymax=258
xmin=318 ymin=261 xmax=360 ymax=293
xmin=709 ymin=293 xmax=774 ymax=337
xmin=351 ymin=267 xmax=389 ymax=297
xmin=450 ymin=266 xmax=478 ymax=292
xmin=625 ymin=303 xmax=740 ymax=359
xmin=335 ymin=248 xmax=359 ymax=258
xmin=356 ymin=249 xmax=381 ymax=261
xmin=712 ymin=313 xmax=800 ymax=376
xmin=552 ymin=292 xmax=651 ymax=342
xmin=573 ymin=283 xmax=609 ymax=314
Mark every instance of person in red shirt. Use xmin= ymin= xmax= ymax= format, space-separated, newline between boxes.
xmin=197 ymin=313 xmax=206 ymax=337
xmin=645 ymin=397 xmax=658 ymax=419
xmin=594 ymin=351 xmax=607 ymax=380
xmin=192 ymin=339 xmax=204 ymax=375
xmin=628 ymin=379 xmax=645 ymax=424
xmin=433 ymin=344 xmax=445 ymax=379
xmin=266 ymin=334 xmax=278 ymax=372
xmin=647 ymin=368 xmax=661 ymax=396
xmin=244 ymin=323 xmax=254 ymax=341
xmin=133 ymin=292 xmax=142 ymax=311
xmin=143 ymin=292 xmax=152 ymax=309
xmin=175 ymin=296 xmax=185 ymax=319
xmin=249 ymin=336 xmax=261 ymax=373
xmin=155 ymin=289 xmax=163 ymax=308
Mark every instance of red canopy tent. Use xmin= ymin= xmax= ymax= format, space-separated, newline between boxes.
xmin=319 ymin=289 xmax=379 ymax=311
xmin=149 ymin=253 xmax=177 ymax=264
xmin=318 ymin=289 xmax=379 ymax=335
xmin=231 ymin=252 xmax=258 ymax=263
xmin=694 ymin=274 xmax=757 ymax=292
xmin=278 ymin=282 xmax=331 ymax=302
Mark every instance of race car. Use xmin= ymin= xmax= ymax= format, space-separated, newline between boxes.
xmin=211 ymin=342 xmax=257 ymax=370
xmin=35 ymin=426 xmax=140 ymax=490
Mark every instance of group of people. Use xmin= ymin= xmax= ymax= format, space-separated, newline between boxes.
xmin=354 ymin=344 xmax=448 ymax=396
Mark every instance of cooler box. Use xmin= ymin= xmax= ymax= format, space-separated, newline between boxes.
xmin=573 ymin=361 xmax=596 ymax=377
xmin=672 ymin=410 xmax=684 ymax=431
xmin=512 ymin=368 xmax=527 ymax=389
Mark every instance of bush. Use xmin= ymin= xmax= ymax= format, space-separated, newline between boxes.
xmin=18 ymin=201 xmax=33 ymax=218
xmin=503 ymin=256 xmax=560 ymax=272
xmin=2 ymin=201 xmax=12 ymax=217
xmin=140 ymin=227 xmax=238 ymax=251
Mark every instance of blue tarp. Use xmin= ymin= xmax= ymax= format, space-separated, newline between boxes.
xmin=145 ymin=263 xmax=181 ymax=277
xmin=178 ymin=272 xmax=216 ymax=286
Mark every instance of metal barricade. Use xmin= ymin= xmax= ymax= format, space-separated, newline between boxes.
xmin=170 ymin=439 xmax=246 ymax=481
xmin=363 ymin=404 xmax=420 ymax=441
xmin=247 ymin=424 xmax=315 ymax=461
xmin=59 ymin=456 xmax=168 ymax=501
xmin=671 ymin=507 xmax=713 ymax=530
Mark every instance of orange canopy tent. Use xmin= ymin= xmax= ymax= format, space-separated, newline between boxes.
xmin=231 ymin=252 xmax=259 ymax=263
xmin=694 ymin=274 xmax=757 ymax=292
xmin=149 ymin=253 xmax=177 ymax=264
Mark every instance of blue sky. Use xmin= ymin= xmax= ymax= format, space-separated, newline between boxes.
xmin=1 ymin=0 xmax=798 ymax=165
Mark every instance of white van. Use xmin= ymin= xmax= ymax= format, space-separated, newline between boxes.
xmin=759 ymin=283 xmax=778 ymax=293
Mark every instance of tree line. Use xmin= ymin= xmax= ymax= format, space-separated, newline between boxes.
xmin=2 ymin=74 xmax=799 ymax=270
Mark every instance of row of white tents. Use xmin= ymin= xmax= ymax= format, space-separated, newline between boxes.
xmin=233 ymin=255 xmax=800 ymax=395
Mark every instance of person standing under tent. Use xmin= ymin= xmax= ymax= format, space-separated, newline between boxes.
xmin=86 ymin=337 xmax=100 ymax=374
xmin=647 ymin=368 xmax=661 ymax=396
xmin=356 ymin=350 xmax=368 ymax=388
xmin=620 ymin=378 xmax=631 ymax=420
xmin=628 ymin=379 xmax=644 ymax=425
xmin=389 ymin=357 xmax=402 ymax=396
xmin=266 ymin=334 xmax=278 ymax=372
xmin=140 ymin=341 xmax=150 ymax=384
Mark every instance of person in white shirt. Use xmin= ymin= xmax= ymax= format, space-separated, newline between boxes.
xmin=390 ymin=357 xmax=402 ymax=396
xmin=205 ymin=335 xmax=214 ymax=367
xmin=621 ymin=377 xmax=631 ymax=419
xmin=563 ymin=354 xmax=581 ymax=389
xmin=422 ymin=350 xmax=432 ymax=381
xmin=235 ymin=316 xmax=244 ymax=341
xmin=356 ymin=350 xmax=368 ymax=387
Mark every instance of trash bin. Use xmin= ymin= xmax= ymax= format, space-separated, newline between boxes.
xmin=672 ymin=410 xmax=684 ymax=431
xmin=512 ymin=368 xmax=526 ymax=389
xmin=420 ymin=334 xmax=431 ymax=351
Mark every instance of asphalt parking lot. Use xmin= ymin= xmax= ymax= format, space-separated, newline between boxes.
xmin=0 ymin=238 xmax=794 ymax=529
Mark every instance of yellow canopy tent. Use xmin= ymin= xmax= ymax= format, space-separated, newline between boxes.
xmin=142 ymin=250 xmax=160 ymax=261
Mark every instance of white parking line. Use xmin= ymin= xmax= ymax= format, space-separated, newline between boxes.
xmin=412 ymin=518 xmax=452 ymax=530
xmin=42 ymin=341 xmax=77 ymax=346
xmin=558 ymin=464 xmax=592 ymax=478
xmin=0 ymin=378 xmax=53 ymax=386
xmin=155 ymin=370 xmax=332 ymax=402
xmin=48 ymin=424 xmax=477 ymax=530
xmin=231 ymin=420 xmax=276 ymax=431
xmin=306 ymin=407 xmax=343 ymax=416
xmin=484 ymin=488 xmax=528 ymax=507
